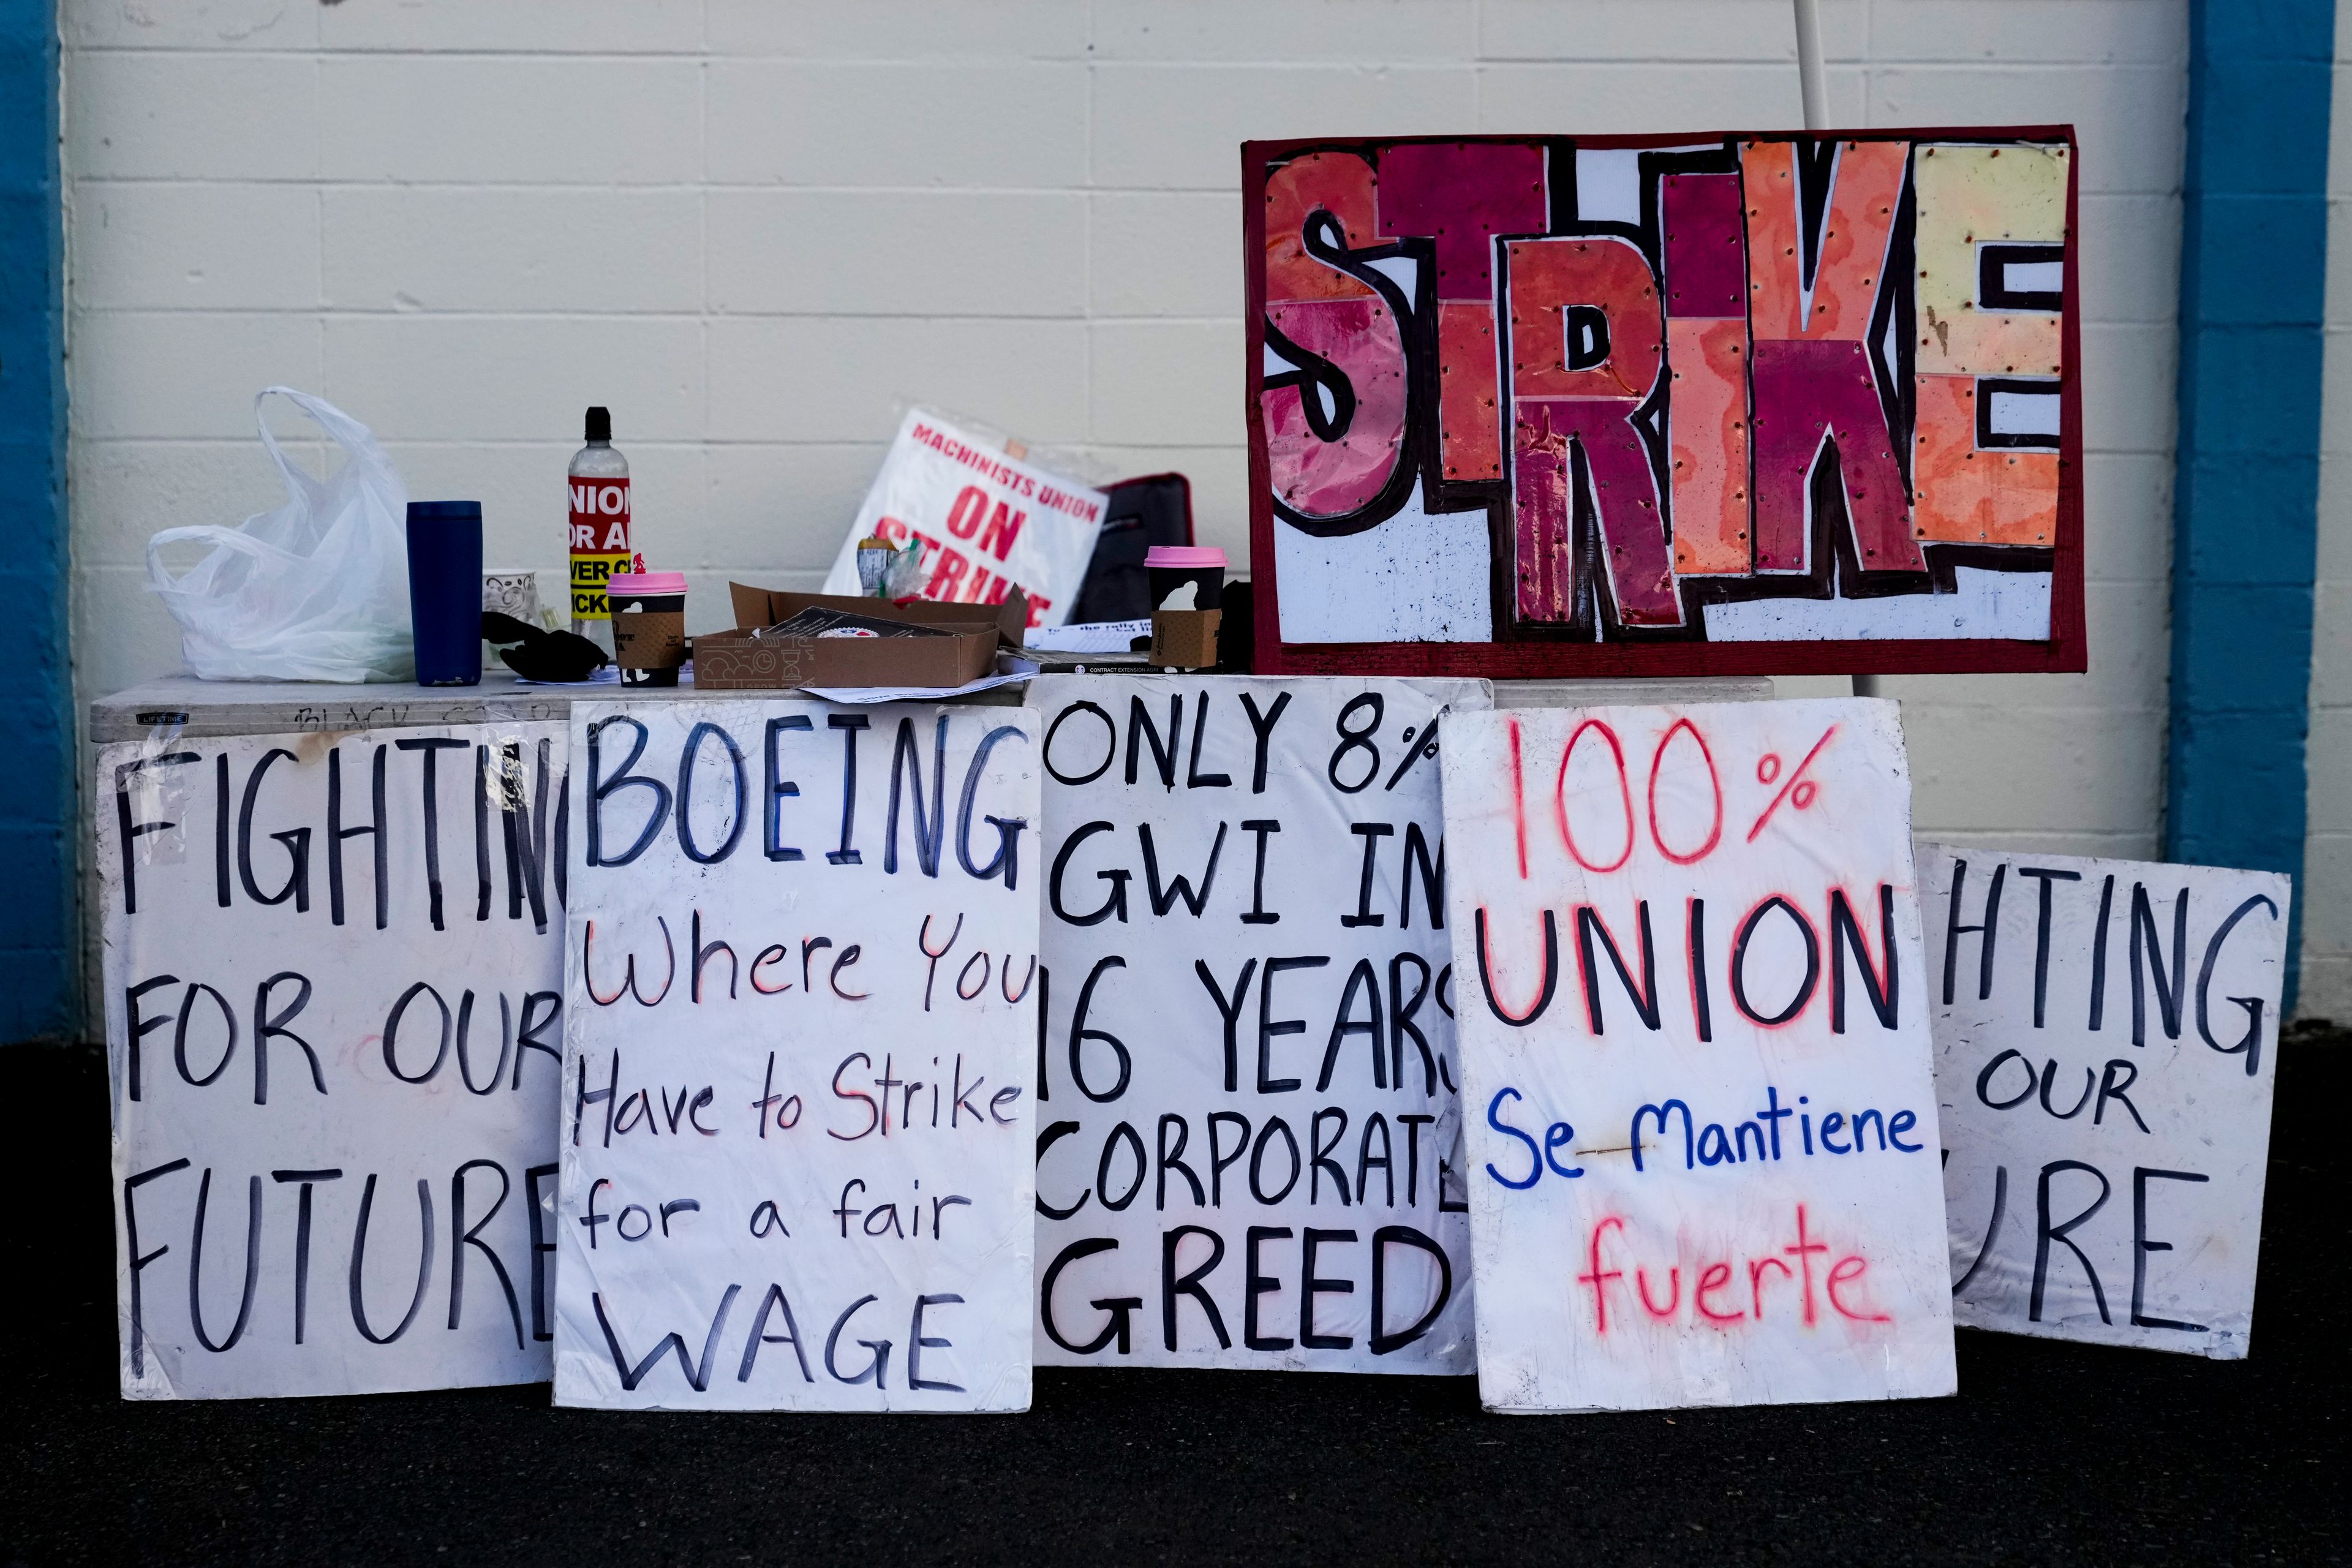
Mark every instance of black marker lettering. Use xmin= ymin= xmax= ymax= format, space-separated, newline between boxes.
xmin=2015 ymin=867 xmax=2082 ymax=1027
xmin=1257 ymin=955 xmax=1328 ymax=1093
xmin=1400 ymin=822 xmax=1444 ymax=929
xmin=826 ymin=714 xmax=868 ymax=864
xmin=326 ymin=743 xmax=389 ymax=930
xmin=1238 ymin=690 xmax=1291 ymax=793
xmin=449 ymin=1159 xmax=522 ymax=1348
xmin=271 ymin=1167 xmax=344 ymax=1345
xmin=587 ymin=717 xmax=669 ymax=868
xmin=886 ymin=716 xmax=948 ymax=877
xmin=349 ymin=1174 xmax=435 ymax=1345
xmin=1185 ymin=690 xmax=1232 ymax=788
xmin=1126 ymin=693 xmax=1181 ymax=788
xmin=1300 ymin=1227 xmax=1357 ymax=1348
xmin=763 ymin=715 xmax=813 ymax=862
xmin=675 ymin=721 xmax=748 ymax=865
xmin=2030 ymin=1159 xmax=2111 ymax=1325
xmin=1140 ymin=821 xmax=1225 ymax=917
xmin=2131 ymin=1167 xmax=2212 ymax=1332
xmin=1243 ymin=1226 xmax=1293 ymax=1351
xmin=1162 ymin=1226 xmax=1229 ymax=1351
xmin=252 ymin=971 xmax=322 ymax=1104
xmin=1342 ymin=823 xmax=1393 ymax=929
xmin=394 ymin=738 xmax=468 ymax=930
xmin=238 ymin=748 xmax=310 ymax=912
xmin=114 ymin=750 xmax=200 ymax=915
xmin=1240 ymin=819 xmax=1281 ymax=924
xmin=187 ymin=1169 xmax=262 ymax=1354
xmin=1942 ymin=858 xmax=2003 ymax=1005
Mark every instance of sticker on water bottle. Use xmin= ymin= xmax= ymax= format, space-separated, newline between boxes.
xmin=568 ymin=475 xmax=632 ymax=619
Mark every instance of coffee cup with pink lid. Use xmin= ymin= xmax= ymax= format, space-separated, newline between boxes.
xmin=1145 ymin=546 xmax=1226 ymax=613
xmin=607 ymin=571 xmax=688 ymax=687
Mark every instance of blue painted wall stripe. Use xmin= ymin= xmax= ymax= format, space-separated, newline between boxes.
xmin=0 ymin=0 xmax=73 ymax=1040
xmin=2168 ymin=0 xmax=2335 ymax=1009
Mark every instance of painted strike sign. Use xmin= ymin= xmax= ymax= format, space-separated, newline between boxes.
xmin=552 ymin=701 xmax=1039 ymax=1411
xmin=1921 ymin=845 xmax=2287 ymax=1359
xmin=1244 ymin=132 xmax=2086 ymax=675
xmin=1441 ymin=700 xmax=1955 ymax=1412
xmin=102 ymin=725 xmax=568 ymax=1399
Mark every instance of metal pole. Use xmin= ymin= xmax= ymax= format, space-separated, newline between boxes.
xmin=1793 ymin=0 xmax=1828 ymax=132
xmin=1792 ymin=0 xmax=1879 ymax=700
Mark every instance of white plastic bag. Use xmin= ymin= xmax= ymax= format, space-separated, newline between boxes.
xmin=147 ymin=388 xmax=416 ymax=682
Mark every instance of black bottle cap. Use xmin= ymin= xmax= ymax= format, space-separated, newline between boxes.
xmin=584 ymin=405 xmax=612 ymax=442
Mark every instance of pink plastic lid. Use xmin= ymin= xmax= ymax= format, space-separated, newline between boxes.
xmin=1145 ymin=546 xmax=1226 ymax=569
xmin=608 ymin=572 xmax=687 ymax=595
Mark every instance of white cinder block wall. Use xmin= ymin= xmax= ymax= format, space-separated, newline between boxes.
xmin=63 ymin=0 xmax=2190 ymax=990
xmin=2302 ymin=2 xmax=2352 ymax=1020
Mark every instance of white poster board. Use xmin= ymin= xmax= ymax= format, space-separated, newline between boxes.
xmin=100 ymin=723 xmax=568 ymax=1399
xmin=821 ymin=408 xmax=1106 ymax=631
xmin=1029 ymin=675 xmax=1486 ymax=1374
xmin=1441 ymin=700 xmax=1956 ymax=1412
xmin=1921 ymin=844 xmax=2288 ymax=1359
xmin=552 ymin=699 xmax=1039 ymax=1411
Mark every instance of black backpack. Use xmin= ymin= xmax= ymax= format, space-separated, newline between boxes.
xmin=1068 ymin=472 xmax=1194 ymax=623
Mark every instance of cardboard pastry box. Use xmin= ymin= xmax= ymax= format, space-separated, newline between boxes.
xmin=695 ymin=584 xmax=1028 ymax=690
xmin=1150 ymin=608 xmax=1221 ymax=671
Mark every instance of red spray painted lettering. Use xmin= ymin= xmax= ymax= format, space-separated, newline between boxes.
xmin=1574 ymin=1204 xmax=1891 ymax=1335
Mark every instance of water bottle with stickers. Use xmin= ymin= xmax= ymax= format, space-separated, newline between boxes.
xmin=567 ymin=406 xmax=639 ymax=656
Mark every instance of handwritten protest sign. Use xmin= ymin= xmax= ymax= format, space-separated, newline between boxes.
xmin=553 ymin=699 xmax=1038 ymax=1411
xmin=1922 ymin=845 xmax=2288 ymax=1359
xmin=101 ymin=724 xmax=568 ymax=1399
xmin=1029 ymin=675 xmax=1485 ymax=1373
xmin=1441 ymin=700 xmax=1956 ymax=1412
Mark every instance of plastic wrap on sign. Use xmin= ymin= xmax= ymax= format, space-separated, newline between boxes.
xmin=821 ymin=409 xmax=1106 ymax=632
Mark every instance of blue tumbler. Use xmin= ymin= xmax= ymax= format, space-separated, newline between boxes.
xmin=407 ymin=500 xmax=484 ymax=686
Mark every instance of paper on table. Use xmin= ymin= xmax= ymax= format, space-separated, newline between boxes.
xmin=1023 ymin=619 xmax=1151 ymax=655
xmin=513 ymin=663 xmax=622 ymax=687
xmin=802 ymin=665 xmax=1036 ymax=705
xmin=517 ymin=660 xmax=1035 ymax=703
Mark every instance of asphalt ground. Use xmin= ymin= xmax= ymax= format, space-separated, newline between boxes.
xmin=2 ymin=1036 xmax=2343 ymax=1567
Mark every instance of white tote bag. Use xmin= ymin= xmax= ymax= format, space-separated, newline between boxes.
xmin=147 ymin=388 xmax=415 ymax=682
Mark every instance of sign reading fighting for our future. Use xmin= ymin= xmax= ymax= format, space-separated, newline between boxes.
xmin=1922 ymin=846 xmax=2287 ymax=1359
xmin=1030 ymin=676 xmax=1486 ymax=1374
xmin=554 ymin=700 xmax=1038 ymax=1412
xmin=1442 ymin=701 xmax=1956 ymax=1412
xmin=101 ymin=724 xmax=568 ymax=1399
